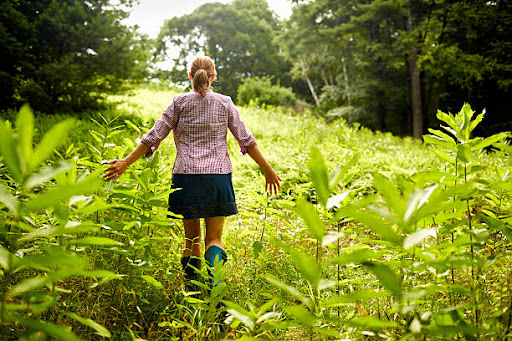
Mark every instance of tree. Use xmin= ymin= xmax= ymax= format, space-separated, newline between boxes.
xmin=0 ymin=0 xmax=150 ymax=112
xmin=156 ymin=0 xmax=288 ymax=101
xmin=284 ymin=0 xmax=512 ymax=136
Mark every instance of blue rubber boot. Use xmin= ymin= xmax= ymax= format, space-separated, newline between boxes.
xmin=204 ymin=245 xmax=227 ymax=287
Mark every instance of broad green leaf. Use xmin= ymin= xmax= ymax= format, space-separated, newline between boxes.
xmin=19 ymin=222 xmax=100 ymax=242
xmin=440 ymin=124 xmax=459 ymax=141
xmin=8 ymin=268 xmax=81 ymax=298
xmin=329 ymin=153 xmax=359 ymax=190
xmin=471 ymin=132 xmax=507 ymax=151
xmin=309 ymin=146 xmax=329 ymax=206
xmin=363 ymin=262 xmax=402 ymax=297
xmin=403 ymin=185 xmax=438 ymax=222
xmin=66 ymin=312 xmax=111 ymax=338
xmin=69 ymin=237 xmax=123 ymax=246
xmin=0 ymin=245 xmax=18 ymax=271
xmin=330 ymin=249 xmax=385 ymax=266
xmin=403 ymin=228 xmax=437 ymax=249
xmin=288 ymin=247 xmax=321 ymax=289
xmin=460 ymin=103 xmax=473 ymax=141
xmin=373 ymin=173 xmax=404 ymax=219
xmin=30 ymin=118 xmax=75 ymax=170
xmin=125 ymin=119 xmax=141 ymax=134
xmin=224 ymin=301 xmax=255 ymax=330
xmin=427 ymin=128 xmax=456 ymax=146
xmin=469 ymin=112 xmax=484 ymax=133
xmin=423 ymin=134 xmax=456 ymax=151
xmin=82 ymin=270 xmax=121 ymax=279
xmin=9 ymin=317 xmax=80 ymax=341
xmin=478 ymin=214 xmax=512 ymax=241
xmin=296 ymin=198 xmax=326 ymax=242
xmin=25 ymin=292 xmax=59 ymax=315
xmin=17 ymin=247 xmax=87 ymax=270
xmin=456 ymin=144 xmax=471 ymax=163
xmin=0 ymin=185 xmax=19 ymax=215
xmin=265 ymin=275 xmax=312 ymax=306
xmin=227 ymin=309 xmax=255 ymax=331
xmin=326 ymin=191 xmax=351 ymax=210
xmin=436 ymin=110 xmax=458 ymax=131
xmin=140 ymin=275 xmax=163 ymax=289
xmin=16 ymin=104 xmax=34 ymax=172
xmin=410 ymin=170 xmax=456 ymax=184
xmin=7 ymin=276 xmax=47 ymax=298
xmin=24 ymin=170 xmax=101 ymax=212
xmin=25 ymin=161 xmax=73 ymax=189
xmin=318 ymin=279 xmax=336 ymax=291
xmin=340 ymin=207 xmax=403 ymax=244
xmin=286 ymin=305 xmax=316 ymax=328
xmin=0 ymin=122 xmax=23 ymax=182
xmin=432 ymin=149 xmax=455 ymax=164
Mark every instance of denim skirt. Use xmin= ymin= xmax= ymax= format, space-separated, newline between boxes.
xmin=168 ymin=174 xmax=238 ymax=219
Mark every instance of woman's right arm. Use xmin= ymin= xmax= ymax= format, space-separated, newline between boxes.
xmin=102 ymin=142 xmax=151 ymax=182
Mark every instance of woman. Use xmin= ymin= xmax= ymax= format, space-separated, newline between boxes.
xmin=103 ymin=56 xmax=281 ymax=292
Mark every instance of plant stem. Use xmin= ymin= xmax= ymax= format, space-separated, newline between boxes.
xmin=259 ymin=192 xmax=269 ymax=242
xmin=464 ymin=165 xmax=478 ymax=326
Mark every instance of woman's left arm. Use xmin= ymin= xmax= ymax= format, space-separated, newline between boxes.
xmin=247 ymin=145 xmax=281 ymax=195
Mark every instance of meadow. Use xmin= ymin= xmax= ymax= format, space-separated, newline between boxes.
xmin=0 ymin=87 xmax=511 ymax=340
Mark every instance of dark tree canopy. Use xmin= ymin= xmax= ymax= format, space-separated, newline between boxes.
xmin=0 ymin=0 xmax=150 ymax=112
xmin=281 ymin=0 xmax=512 ymax=136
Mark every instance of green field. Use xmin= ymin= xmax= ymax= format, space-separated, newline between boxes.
xmin=1 ymin=88 xmax=511 ymax=340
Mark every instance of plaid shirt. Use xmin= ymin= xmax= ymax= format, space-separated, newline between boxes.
xmin=140 ymin=90 xmax=257 ymax=174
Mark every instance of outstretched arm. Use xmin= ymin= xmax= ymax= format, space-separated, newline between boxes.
xmin=102 ymin=142 xmax=151 ymax=182
xmin=247 ymin=145 xmax=281 ymax=195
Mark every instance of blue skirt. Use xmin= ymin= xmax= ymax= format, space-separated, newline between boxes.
xmin=168 ymin=174 xmax=238 ymax=219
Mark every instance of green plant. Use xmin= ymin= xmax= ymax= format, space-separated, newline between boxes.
xmin=0 ymin=105 xmax=119 ymax=339
xmin=226 ymin=104 xmax=511 ymax=340
xmin=237 ymin=77 xmax=297 ymax=108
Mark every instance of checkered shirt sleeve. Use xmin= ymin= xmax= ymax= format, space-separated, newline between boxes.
xmin=140 ymin=98 xmax=178 ymax=158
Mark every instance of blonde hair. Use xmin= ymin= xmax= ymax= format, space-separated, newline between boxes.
xmin=190 ymin=56 xmax=215 ymax=97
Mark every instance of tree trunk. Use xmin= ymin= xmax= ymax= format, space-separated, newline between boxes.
xmin=306 ymin=75 xmax=320 ymax=107
xmin=407 ymin=0 xmax=423 ymax=139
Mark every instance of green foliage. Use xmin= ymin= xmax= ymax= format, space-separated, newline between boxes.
xmin=2 ymin=90 xmax=510 ymax=340
xmin=0 ymin=105 xmax=118 ymax=339
xmin=280 ymin=0 xmax=512 ymax=135
xmin=156 ymin=0 xmax=288 ymax=100
xmin=226 ymin=103 xmax=510 ymax=339
xmin=0 ymin=0 xmax=151 ymax=112
xmin=237 ymin=77 xmax=297 ymax=108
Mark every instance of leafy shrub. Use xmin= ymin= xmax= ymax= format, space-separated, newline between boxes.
xmin=0 ymin=105 xmax=119 ymax=339
xmin=237 ymin=77 xmax=297 ymax=107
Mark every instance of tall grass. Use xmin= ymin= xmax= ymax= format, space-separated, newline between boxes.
xmin=0 ymin=89 xmax=510 ymax=340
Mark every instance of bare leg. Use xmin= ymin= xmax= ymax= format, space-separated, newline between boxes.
xmin=204 ymin=216 xmax=224 ymax=251
xmin=183 ymin=218 xmax=201 ymax=258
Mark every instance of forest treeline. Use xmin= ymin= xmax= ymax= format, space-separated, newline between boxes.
xmin=1 ymin=0 xmax=511 ymax=137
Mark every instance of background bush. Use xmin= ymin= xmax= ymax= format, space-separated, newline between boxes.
xmin=237 ymin=76 xmax=297 ymax=108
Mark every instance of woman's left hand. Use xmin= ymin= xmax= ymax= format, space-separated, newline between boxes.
xmin=264 ymin=167 xmax=282 ymax=195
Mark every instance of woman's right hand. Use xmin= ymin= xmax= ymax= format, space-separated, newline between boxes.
xmin=103 ymin=159 xmax=128 ymax=182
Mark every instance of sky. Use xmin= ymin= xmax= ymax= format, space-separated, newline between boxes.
xmin=124 ymin=0 xmax=294 ymax=38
